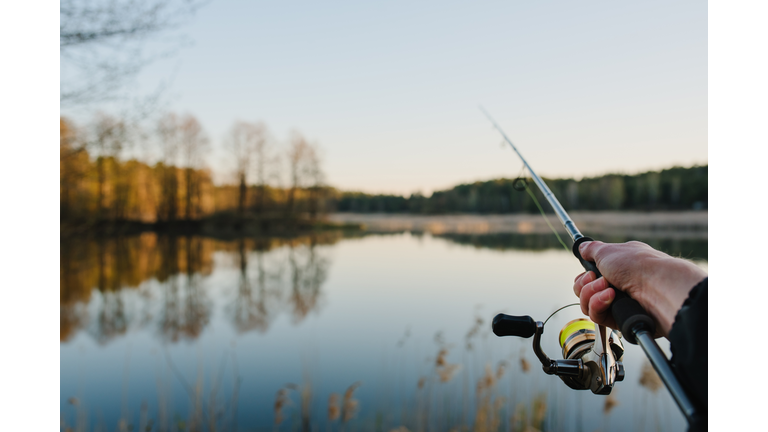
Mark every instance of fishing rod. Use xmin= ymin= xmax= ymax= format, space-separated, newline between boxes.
xmin=480 ymin=107 xmax=701 ymax=427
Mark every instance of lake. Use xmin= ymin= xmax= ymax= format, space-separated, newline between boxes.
xmin=60 ymin=226 xmax=707 ymax=432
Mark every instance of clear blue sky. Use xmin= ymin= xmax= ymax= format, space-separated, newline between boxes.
xmin=132 ymin=0 xmax=707 ymax=194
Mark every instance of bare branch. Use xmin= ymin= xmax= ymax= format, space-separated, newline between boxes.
xmin=60 ymin=0 xmax=206 ymax=106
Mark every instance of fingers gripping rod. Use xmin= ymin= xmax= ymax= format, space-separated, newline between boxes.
xmin=480 ymin=108 xmax=700 ymax=426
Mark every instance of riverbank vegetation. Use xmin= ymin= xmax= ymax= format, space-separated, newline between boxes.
xmin=336 ymin=165 xmax=707 ymax=214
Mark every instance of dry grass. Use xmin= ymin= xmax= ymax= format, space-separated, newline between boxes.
xmin=328 ymin=393 xmax=340 ymax=421
xmin=604 ymin=394 xmax=619 ymax=415
xmin=639 ymin=361 xmax=663 ymax=393
xmin=520 ymin=357 xmax=530 ymax=374
xmin=274 ymin=388 xmax=292 ymax=425
xmin=341 ymin=382 xmax=361 ymax=423
xmin=473 ymin=363 xmax=509 ymax=432
xmin=435 ymin=347 xmax=463 ymax=383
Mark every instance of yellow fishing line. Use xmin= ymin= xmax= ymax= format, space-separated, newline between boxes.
xmin=559 ymin=318 xmax=595 ymax=348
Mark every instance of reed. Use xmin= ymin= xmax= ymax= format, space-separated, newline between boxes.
xmin=341 ymin=382 xmax=361 ymax=425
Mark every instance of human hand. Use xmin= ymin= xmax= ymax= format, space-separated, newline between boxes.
xmin=572 ymin=241 xmax=707 ymax=338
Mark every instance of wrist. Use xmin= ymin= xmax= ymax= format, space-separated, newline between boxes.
xmin=643 ymin=257 xmax=707 ymax=337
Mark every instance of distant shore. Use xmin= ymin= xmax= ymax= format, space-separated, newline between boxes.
xmin=327 ymin=211 xmax=708 ymax=239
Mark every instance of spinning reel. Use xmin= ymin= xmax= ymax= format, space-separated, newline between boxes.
xmin=493 ymin=313 xmax=625 ymax=395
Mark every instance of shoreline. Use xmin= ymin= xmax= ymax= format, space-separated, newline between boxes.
xmin=59 ymin=211 xmax=708 ymax=240
xmin=327 ymin=211 xmax=708 ymax=239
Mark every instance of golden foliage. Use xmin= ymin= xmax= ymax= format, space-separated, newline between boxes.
xmin=60 ymin=116 xmax=331 ymax=224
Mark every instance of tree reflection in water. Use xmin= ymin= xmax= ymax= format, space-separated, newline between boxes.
xmin=229 ymin=237 xmax=330 ymax=332
xmin=230 ymin=239 xmax=282 ymax=333
xmin=158 ymin=236 xmax=212 ymax=342
xmin=94 ymin=238 xmax=128 ymax=343
xmin=288 ymin=239 xmax=328 ymax=323
xmin=60 ymin=233 xmax=336 ymax=343
xmin=60 ymin=238 xmax=91 ymax=341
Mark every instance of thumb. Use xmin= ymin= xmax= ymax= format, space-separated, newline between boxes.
xmin=578 ymin=240 xmax=605 ymax=262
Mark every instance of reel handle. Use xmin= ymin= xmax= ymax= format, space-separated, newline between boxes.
xmin=492 ymin=314 xmax=537 ymax=338
xmin=572 ymin=237 xmax=656 ymax=345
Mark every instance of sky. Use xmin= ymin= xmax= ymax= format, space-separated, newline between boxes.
xmin=85 ymin=0 xmax=707 ymax=195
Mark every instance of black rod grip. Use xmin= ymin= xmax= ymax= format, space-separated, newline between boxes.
xmin=572 ymin=237 xmax=655 ymax=345
xmin=492 ymin=314 xmax=536 ymax=338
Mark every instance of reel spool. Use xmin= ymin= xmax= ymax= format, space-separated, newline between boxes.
xmin=558 ymin=318 xmax=624 ymax=361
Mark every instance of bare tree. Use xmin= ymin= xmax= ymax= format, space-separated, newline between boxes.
xmin=252 ymin=124 xmax=273 ymax=216
xmin=156 ymin=113 xmax=182 ymax=221
xmin=285 ymin=133 xmax=308 ymax=218
xmin=60 ymin=0 xmax=205 ymax=106
xmin=305 ymin=145 xmax=325 ymax=220
xmin=226 ymin=121 xmax=269 ymax=218
xmin=285 ymin=132 xmax=324 ymax=219
xmin=177 ymin=115 xmax=209 ymax=220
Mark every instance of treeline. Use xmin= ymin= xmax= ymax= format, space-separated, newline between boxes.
xmin=60 ymin=114 xmax=331 ymax=227
xmin=62 ymin=114 xmax=707 ymax=224
xmin=335 ymin=165 xmax=708 ymax=214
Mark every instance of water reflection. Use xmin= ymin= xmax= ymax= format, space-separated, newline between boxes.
xmin=158 ymin=236 xmax=212 ymax=342
xmin=61 ymin=230 xmax=706 ymax=344
xmin=230 ymin=241 xmax=275 ymax=333
xmin=60 ymin=233 xmax=340 ymax=343
xmin=288 ymin=241 xmax=329 ymax=323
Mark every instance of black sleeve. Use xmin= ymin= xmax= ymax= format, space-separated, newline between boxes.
xmin=668 ymin=277 xmax=708 ymax=423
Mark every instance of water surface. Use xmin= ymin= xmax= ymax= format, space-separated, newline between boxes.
xmin=60 ymin=231 xmax=707 ymax=431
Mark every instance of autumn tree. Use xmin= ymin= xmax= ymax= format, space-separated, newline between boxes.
xmin=90 ymin=113 xmax=129 ymax=220
xmin=60 ymin=117 xmax=89 ymax=219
